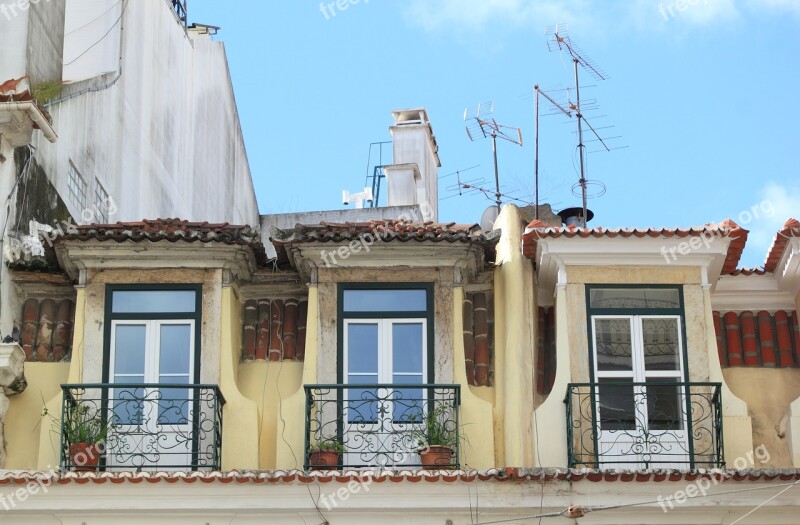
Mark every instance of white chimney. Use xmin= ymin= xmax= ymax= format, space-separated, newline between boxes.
xmin=385 ymin=108 xmax=441 ymax=222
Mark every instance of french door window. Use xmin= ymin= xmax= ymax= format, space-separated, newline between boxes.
xmin=587 ymin=286 xmax=690 ymax=468
xmin=104 ymin=286 xmax=201 ymax=469
xmin=336 ymin=285 xmax=434 ymax=467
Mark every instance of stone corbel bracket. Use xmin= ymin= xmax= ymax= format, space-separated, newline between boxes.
xmin=0 ymin=342 xmax=26 ymax=395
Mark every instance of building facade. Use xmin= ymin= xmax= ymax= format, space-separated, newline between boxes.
xmin=1 ymin=2 xmax=800 ymax=524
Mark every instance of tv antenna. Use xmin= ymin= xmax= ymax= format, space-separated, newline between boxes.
xmin=464 ymin=102 xmax=523 ymax=209
xmin=533 ymin=85 xmax=573 ymax=219
xmin=545 ymin=25 xmax=610 ymax=227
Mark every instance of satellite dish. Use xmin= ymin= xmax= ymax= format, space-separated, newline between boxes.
xmin=480 ymin=205 xmax=500 ymax=231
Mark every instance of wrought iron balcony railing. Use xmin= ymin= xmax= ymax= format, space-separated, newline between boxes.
xmin=59 ymin=384 xmax=224 ymax=471
xmin=304 ymin=384 xmax=461 ymax=470
xmin=565 ymin=382 xmax=723 ymax=469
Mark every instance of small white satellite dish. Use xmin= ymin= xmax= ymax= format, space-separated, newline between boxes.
xmin=480 ymin=205 xmax=500 ymax=231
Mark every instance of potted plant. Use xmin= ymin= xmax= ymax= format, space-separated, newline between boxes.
xmin=44 ymin=401 xmax=112 ymax=471
xmin=307 ymin=437 xmax=345 ymax=470
xmin=411 ymin=403 xmax=458 ymax=470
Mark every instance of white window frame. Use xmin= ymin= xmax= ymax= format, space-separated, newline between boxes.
xmin=67 ymin=160 xmax=87 ymax=213
xmin=591 ymin=314 xmax=688 ymax=467
xmin=343 ymin=318 xmax=428 ymax=386
xmin=93 ymin=180 xmax=110 ymax=224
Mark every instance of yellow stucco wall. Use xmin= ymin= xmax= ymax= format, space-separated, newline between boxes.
xmin=274 ymin=285 xmax=318 ymax=470
xmin=492 ymin=205 xmax=534 ymax=467
xmin=35 ymin=287 xmax=86 ymax=469
xmin=452 ymin=287 xmax=496 ymax=469
xmin=237 ymin=361 xmax=303 ymax=469
xmin=219 ymin=286 xmax=259 ymax=470
xmin=723 ymin=368 xmax=800 ymax=467
xmin=5 ymin=362 xmax=69 ymax=469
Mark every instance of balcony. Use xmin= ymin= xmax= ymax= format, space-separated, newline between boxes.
xmin=304 ymin=384 xmax=461 ymax=470
xmin=60 ymin=384 xmax=224 ymax=471
xmin=565 ymin=382 xmax=723 ymax=469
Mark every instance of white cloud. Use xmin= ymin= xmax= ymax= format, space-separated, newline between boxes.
xmin=403 ymin=0 xmax=799 ymax=38
xmin=745 ymin=0 xmax=800 ymax=17
xmin=739 ymin=182 xmax=800 ymax=267
xmin=403 ymin=0 xmax=592 ymax=33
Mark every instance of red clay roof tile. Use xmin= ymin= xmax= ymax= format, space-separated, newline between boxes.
xmin=764 ymin=218 xmax=800 ymax=273
xmin=522 ymin=219 xmax=749 ymax=273
xmin=2 ymin=468 xmax=799 ymax=485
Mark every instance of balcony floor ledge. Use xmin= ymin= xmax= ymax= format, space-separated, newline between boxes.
xmin=1 ymin=467 xmax=800 ymax=485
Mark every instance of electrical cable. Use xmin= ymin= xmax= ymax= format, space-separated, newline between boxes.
xmin=469 ymin=479 xmax=800 ymax=525
xmin=65 ymin=1 xmax=122 ymax=36
xmin=63 ymin=0 xmax=129 ymax=67
xmin=46 ymin=0 xmax=127 ymax=107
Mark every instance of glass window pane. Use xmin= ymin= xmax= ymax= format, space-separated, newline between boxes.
xmin=112 ymin=290 xmax=196 ymax=314
xmin=594 ymin=319 xmax=633 ymax=372
xmin=347 ymin=381 xmax=379 ymax=423
xmin=114 ymin=325 xmax=146 ymax=375
xmin=343 ymin=289 xmax=427 ymax=312
xmin=159 ymin=324 xmax=192 ymax=374
xmin=112 ymin=385 xmax=145 ymax=425
xmin=589 ymin=288 xmax=680 ymax=309
xmin=646 ymin=380 xmax=684 ymax=431
xmin=157 ymin=381 xmax=189 ymax=425
xmin=642 ymin=318 xmax=681 ymax=371
xmin=392 ymin=323 xmax=423 ymax=373
xmin=392 ymin=376 xmax=423 ymax=423
xmin=598 ymin=379 xmax=636 ymax=431
xmin=347 ymin=324 xmax=378 ymax=373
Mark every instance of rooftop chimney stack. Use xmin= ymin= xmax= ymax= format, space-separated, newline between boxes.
xmin=384 ymin=109 xmax=441 ymax=222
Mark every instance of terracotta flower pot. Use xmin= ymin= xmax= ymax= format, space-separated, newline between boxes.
xmin=419 ymin=445 xmax=454 ymax=470
xmin=308 ymin=450 xmax=341 ymax=470
xmin=69 ymin=442 xmax=102 ymax=471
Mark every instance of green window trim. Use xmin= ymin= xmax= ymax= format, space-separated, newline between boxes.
xmin=102 ymin=284 xmax=203 ymax=385
xmin=585 ymin=284 xmax=690 ymax=386
xmin=337 ymin=283 xmax=435 ymax=384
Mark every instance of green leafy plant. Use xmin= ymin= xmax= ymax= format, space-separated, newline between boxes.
xmin=410 ymin=403 xmax=458 ymax=450
xmin=31 ymin=81 xmax=63 ymax=105
xmin=43 ymin=401 xmax=113 ymax=444
xmin=312 ymin=436 xmax=346 ymax=454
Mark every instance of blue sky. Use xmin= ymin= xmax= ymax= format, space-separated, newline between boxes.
xmin=190 ymin=0 xmax=799 ymax=268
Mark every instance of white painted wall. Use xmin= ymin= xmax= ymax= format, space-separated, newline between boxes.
xmin=0 ymin=4 xmax=30 ymax=81
xmin=28 ymin=0 xmax=259 ymax=226
xmin=63 ymin=0 xmax=121 ymax=82
xmin=388 ymin=109 xmax=440 ymax=222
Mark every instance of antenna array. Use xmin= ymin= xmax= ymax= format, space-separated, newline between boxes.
xmin=463 ymin=102 xmax=523 ymax=209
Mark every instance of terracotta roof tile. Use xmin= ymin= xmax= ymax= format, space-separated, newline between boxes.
xmin=764 ymin=218 xmax=800 ymax=273
xmin=271 ymin=220 xmax=484 ymax=244
xmin=726 ymin=267 xmax=768 ymax=276
xmin=270 ymin=220 xmax=496 ymax=267
xmin=522 ymin=219 xmax=749 ymax=273
xmin=53 ymin=218 xmax=268 ymax=264
xmin=2 ymin=468 xmax=798 ymax=485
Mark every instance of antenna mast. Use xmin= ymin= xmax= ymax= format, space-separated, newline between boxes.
xmin=534 ymin=85 xmax=574 ymax=221
xmin=464 ymin=102 xmax=523 ymax=209
xmin=546 ymin=26 xmax=608 ymax=227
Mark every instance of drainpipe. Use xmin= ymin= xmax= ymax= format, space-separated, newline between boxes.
xmin=0 ymin=102 xmax=58 ymax=143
